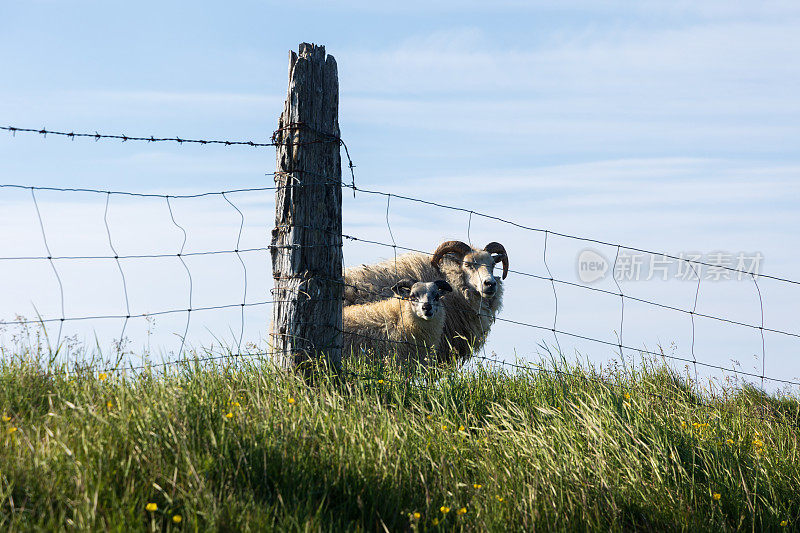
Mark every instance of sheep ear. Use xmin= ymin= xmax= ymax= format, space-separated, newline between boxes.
xmin=391 ymin=278 xmax=415 ymax=297
xmin=434 ymin=280 xmax=453 ymax=294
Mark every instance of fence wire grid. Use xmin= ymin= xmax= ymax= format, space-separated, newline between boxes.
xmin=1 ymin=123 xmax=799 ymax=430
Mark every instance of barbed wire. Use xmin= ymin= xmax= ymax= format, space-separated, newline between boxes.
xmin=1 ymin=125 xmax=329 ymax=148
xmin=4 ymin=123 xmax=796 ymax=284
xmin=2 ymin=123 xmax=799 ymax=411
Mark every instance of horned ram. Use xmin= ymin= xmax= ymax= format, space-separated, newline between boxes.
xmin=343 ymin=241 xmax=508 ymax=363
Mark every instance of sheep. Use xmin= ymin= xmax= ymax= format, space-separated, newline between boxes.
xmin=343 ymin=241 xmax=508 ymax=364
xmin=342 ymin=278 xmax=453 ymax=366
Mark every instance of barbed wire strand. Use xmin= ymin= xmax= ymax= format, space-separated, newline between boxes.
xmin=0 ymin=125 xmax=330 ymax=148
xmin=3 ymin=126 xmax=800 ymax=402
xmin=8 ymin=123 xmax=787 ymax=287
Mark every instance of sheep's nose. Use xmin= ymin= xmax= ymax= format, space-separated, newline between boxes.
xmin=484 ymin=279 xmax=496 ymax=288
xmin=421 ymin=303 xmax=432 ymax=312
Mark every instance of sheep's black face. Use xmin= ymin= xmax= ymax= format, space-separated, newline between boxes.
xmin=393 ymin=280 xmax=453 ymax=320
xmin=461 ymin=251 xmax=500 ymax=298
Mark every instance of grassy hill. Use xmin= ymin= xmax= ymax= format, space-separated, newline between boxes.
xmin=1 ymin=350 xmax=798 ymax=531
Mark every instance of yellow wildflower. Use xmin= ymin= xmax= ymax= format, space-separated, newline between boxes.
xmin=781 ymin=520 xmax=788 ymax=526
xmin=99 ymin=372 xmax=107 ymax=381
xmin=496 ymin=496 xmax=504 ymax=502
xmin=412 ymin=512 xmax=421 ymax=519
xmin=473 ymin=483 xmax=482 ymax=489
xmin=712 ymin=493 xmax=721 ymax=501
xmin=231 ymin=401 xmax=240 ymax=407
xmin=145 ymin=502 xmax=157 ymax=512
xmin=7 ymin=426 xmax=17 ymax=435
xmin=377 ymin=379 xmax=384 ymax=384
xmin=680 ymin=421 xmax=686 ymax=428
xmin=288 ymin=398 xmax=295 ymax=405
xmin=458 ymin=425 xmax=465 ymax=432
xmin=426 ymin=415 xmax=433 ymax=420
xmin=106 ymin=401 xmax=113 ymax=409
xmin=456 ymin=507 xmax=467 ymax=515
xmin=225 ymin=412 xmax=233 ymax=419
xmin=624 ymin=392 xmax=631 ymax=400
xmin=432 ymin=518 xmax=439 ymax=525
xmin=442 ymin=425 xmax=448 ymax=431
xmin=726 ymin=439 xmax=734 ymax=445
xmin=173 ymin=515 xmax=182 ymax=523
xmin=440 ymin=506 xmax=450 ymax=514
xmin=2 ymin=415 xmax=10 ymax=422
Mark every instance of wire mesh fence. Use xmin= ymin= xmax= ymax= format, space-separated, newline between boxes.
xmin=1 ymin=123 xmax=799 ymax=429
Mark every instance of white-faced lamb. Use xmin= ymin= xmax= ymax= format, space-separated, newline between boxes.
xmin=343 ymin=240 xmax=508 ymax=364
xmin=342 ymin=278 xmax=452 ymax=365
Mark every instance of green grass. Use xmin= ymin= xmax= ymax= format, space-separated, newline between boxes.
xmin=1 ymin=349 xmax=799 ymax=532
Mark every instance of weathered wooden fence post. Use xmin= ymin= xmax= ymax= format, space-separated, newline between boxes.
xmin=270 ymin=43 xmax=343 ymax=372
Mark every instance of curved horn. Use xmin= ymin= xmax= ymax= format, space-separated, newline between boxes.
xmin=484 ymin=242 xmax=509 ymax=279
xmin=430 ymin=240 xmax=472 ymax=268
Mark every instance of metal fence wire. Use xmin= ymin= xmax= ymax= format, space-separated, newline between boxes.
xmin=1 ymin=124 xmax=799 ymax=429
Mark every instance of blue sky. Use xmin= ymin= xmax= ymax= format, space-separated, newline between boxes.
xmin=1 ymin=1 xmax=798 ymax=389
